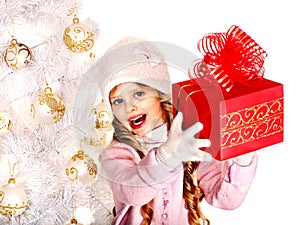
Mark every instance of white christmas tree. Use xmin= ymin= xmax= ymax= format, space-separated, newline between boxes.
xmin=0 ymin=0 xmax=114 ymax=224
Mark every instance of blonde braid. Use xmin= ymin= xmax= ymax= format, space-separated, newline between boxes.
xmin=140 ymin=200 xmax=154 ymax=225
xmin=183 ymin=162 xmax=210 ymax=225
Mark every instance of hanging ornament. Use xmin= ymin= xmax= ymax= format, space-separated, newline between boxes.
xmin=4 ymin=38 xmax=32 ymax=69
xmin=0 ymin=178 xmax=28 ymax=217
xmin=93 ymin=98 xmax=114 ymax=146
xmin=30 ymin=86 xmax=65 ymax=124
xmin=0 ymin=163 xmax=28 ymax=217
xmin=65 ymin=150 xmax=97 ymax=185
xmin=0 ymin=110 xmax=13 ymax=136
xmin=63 ymin=16 xmax=95 ymax=53
xmin=94 ymin=98 xmax=113 ymax=132
xmin=65 ymin=218 xmax=83 ymax=225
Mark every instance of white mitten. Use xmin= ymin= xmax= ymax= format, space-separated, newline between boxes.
xmin=157 ymin=112 xmax=212 ymax=170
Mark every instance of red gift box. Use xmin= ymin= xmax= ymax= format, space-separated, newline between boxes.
xmin=172 ymin=78 xmax=284 ymax=161
xmin=172 ymin=25 xmax=284 ymax=160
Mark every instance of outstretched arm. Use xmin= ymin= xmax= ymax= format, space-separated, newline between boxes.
xmin=197 ymin=153 xmax=258 ymax=210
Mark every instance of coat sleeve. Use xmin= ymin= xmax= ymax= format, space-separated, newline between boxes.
xmin=197 ymin=154 xmax=258 ymax=210
xmin=100 ymin=141 xmax=182 ymax=206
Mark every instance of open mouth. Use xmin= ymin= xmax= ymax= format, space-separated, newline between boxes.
xmin=129 ymin=114 xmax=146 ymax=129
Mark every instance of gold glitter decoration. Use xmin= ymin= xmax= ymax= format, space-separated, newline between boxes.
xmin=93 ymin=99 xmax=114 ymax=146
xmin=94 ymin=101 xmax=113 ymax=131
xmin=0 ymin=110 xmax=13 ymax=136
xmin=221 ymin=97 xmax=284 ymax=148
xmin=0 ymin=178 xmax=28 ymax=217
xmin=31 ymin=86 xmax=65 ymax=124
xmin=4 ymin=38 xmax=32 ymax=69
xmin=63 ymin=17 xmax=95 ymax=53
xmin=80 ymin=136 xmax=102 ymax=147
xmin=65 ymin=150 xmax=97 ymax=184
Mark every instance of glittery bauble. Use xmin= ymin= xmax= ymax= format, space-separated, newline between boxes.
xmin=0 ymin=110 xmax=13 ymax=136
xmin=4 ymin=39 xmax=32 ymax=69
xmin=94 ymin=99 xmax=113 ymax=131
xmin=65 ymin=218 xmax=84 ymax=225
xmin=30 ymin=86 xmax=65 ymax=124
xmin=65 ymin=150 xmax=97 ymax=185
xmin=63 ymin=17 xmax=95 ymax=53
xmin=0 ymin=178 xmax=28 ymax=217
xmin=93 ymin=99 xmax=114 ymax=146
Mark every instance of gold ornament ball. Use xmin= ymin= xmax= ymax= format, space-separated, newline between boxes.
xmin=94 ymin=99 xmax=113 ymax=132
xmin=63 ymin=17 xmax=95 ymax=53
xmin=93 ymin=99 xmax=114 ymax=146
xmin=4 ymin=39 xmax=32 ymax=69
xmin=0 ymin=178 xmax=28 ymax=217
xmin=0 ymin=110 xmax=13 ymax=136
xmin=65 ymin=150 xmax=97 ymax=185
xmin=30 ymin=86 xmax=65 ymax=124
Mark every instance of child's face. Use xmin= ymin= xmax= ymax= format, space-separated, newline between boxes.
xmin=110 ymin=82 xmax=165 ymax=137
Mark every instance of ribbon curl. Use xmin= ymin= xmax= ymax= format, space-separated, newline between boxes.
xmin=190 ymin=25 xmax=267 ymax=92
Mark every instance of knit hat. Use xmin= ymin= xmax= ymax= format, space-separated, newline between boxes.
xmin=94 ymin=36 xmax=171 ymax=108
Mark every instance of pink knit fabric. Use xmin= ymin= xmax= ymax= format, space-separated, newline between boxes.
xmin=101 ymin=141 xmax=258 ymax=225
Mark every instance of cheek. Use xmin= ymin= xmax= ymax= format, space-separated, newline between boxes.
xmin=113 ymin=107 xmax=125 ymax=121
xmin=145 ymin=101 xmax=163 ymax=118
xmin=113 ymin=107 xmax=131 ymax=128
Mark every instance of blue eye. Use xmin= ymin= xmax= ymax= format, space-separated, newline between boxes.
xmin=135 ymin=91 xmax=144 ymax=98
xmin=112 ymin=98 xmax=123 ymax=105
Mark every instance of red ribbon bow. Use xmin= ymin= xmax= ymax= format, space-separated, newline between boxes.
xmin=190 ymin=25 xmax=267 ymax=92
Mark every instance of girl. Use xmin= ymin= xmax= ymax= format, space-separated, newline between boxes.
xmin=99 ymin=37 xmax=257 ymax=225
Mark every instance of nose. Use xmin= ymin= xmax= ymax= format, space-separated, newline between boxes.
xmin=125 ymin=100 xmax=138 ymax=113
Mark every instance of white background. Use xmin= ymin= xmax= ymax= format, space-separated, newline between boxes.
xmin=81 ymin=1 xmax=299 ymax=224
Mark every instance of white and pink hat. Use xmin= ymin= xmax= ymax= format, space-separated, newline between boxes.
xmin=94 ymin=36 xmax=172 ymax=107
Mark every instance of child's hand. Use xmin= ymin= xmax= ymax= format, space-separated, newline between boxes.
xmin=157 ymin=112 xmax=212 ymax=170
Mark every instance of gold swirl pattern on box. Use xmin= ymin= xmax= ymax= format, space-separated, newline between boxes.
xmin=220 ymin=97 xmax=283 ymax=148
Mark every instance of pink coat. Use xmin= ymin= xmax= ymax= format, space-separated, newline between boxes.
xmin=100 ymin=139 xmax=258 ymax=225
